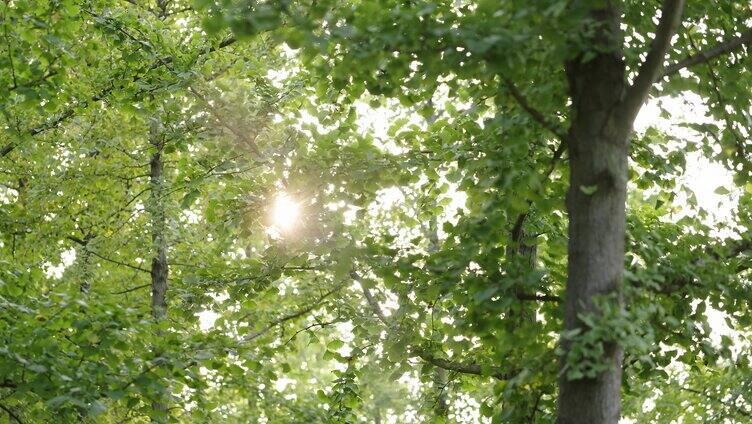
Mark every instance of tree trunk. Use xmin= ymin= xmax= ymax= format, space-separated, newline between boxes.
xmin=557 ymin=4 xmax=629 ymax=423
xmin=426 ymin=218 xmax=450 ymax=421
xmin=506 ymin=222 xmax=538 ymax=326
xmin=148 ymin=118 xmax=169 ymax=420
xmin=433 ymin=366 xmax=449 ymax=420
xmin=506 ymin=222 xmax=540 ymax=421
xmin=78 ymin=234 xmax=93 ymax=293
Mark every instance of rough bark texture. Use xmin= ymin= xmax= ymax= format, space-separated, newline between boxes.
xmin=557 ymin=1 xmax=685 ymax=421
xmin=558 ymin=3 xmax=628 ymax=423
xmin=149 ymin=120 xmax=169 ymax=420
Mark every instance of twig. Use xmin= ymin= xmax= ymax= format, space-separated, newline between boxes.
xmin=67 ymin=236 xmax=150 ymax=274
xmin=357 ymin=273 xmax=514 ymax=380
xmin=112 ymin=283 xmax=151 ymax=295
xmin=0 ymin=36 xmax=236 ymax=157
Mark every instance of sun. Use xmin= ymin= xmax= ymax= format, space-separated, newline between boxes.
xmin=271 ymin=193 xmax=301 ymax=232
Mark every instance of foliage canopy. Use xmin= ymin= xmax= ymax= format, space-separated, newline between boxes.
xmin=0 ymin=0 xmax=751 ymax=422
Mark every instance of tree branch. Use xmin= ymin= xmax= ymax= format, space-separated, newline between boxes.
xmin=111 ymin=283 xmax=151 ymax=295
xmin=0 ymin=379 xmax=16 ymax=388
xmin=242 ymin=280 xmax=347 ymax=342
xmin=679 ymin=386 xmax=752 ymax=418
xmin=622 ymin=0 xmax=686 ymax=122
xmin=358 ymin=276 xmax=513 ymax=380
xmin=516 ymin=293 xmax=561 ymax=303
xmin=663 ymin=27 xmax=752 ymax=78
xmin=501 ymin=77 xmax=569 ymax=144
xmin=411 ymin=346 xmax=513 ymax=380
xmin=66 ymin=236 xmax=150 ymax=274
xmin=640 ymin=237 xmax=752 ymax=295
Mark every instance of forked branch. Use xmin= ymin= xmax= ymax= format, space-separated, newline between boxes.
xmin=622 ymin=0 xmax=686 ymax=122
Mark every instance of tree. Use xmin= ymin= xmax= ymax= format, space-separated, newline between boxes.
xmin=208 ymin=0 xmax=752 ymax=421
xmin=1 ymin=0 xmax=751 ymax=422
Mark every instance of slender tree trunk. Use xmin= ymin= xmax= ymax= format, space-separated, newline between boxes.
xmin=432 ymin=367 xmax=449 ymax=420
xmin=425 ymin=218 xmax=450 ymax=421
xmin=149 ymin=129 xmax=168 ymax=321
xmin=506 ymin=222 xmax=538 ymax=326
xmin=148 ymin=118 xmax=169 ymax=420
xmin=557 ymin=4 xmax=629 ymax=423
xmin=78 ymin=234 xmax=93 ymax=294
xmin=506 ymin=223 xmax=539 ymax=421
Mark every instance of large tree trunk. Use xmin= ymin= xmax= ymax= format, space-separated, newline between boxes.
xmin=556 ymin=0 xmax=685 ymax=421
xmin=148 ymin=119 xmax=169 ymax=420
xmin=557 ymin=4 xmax=629 ymax=423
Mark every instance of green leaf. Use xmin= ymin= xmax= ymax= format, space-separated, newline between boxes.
xmin=714 ymin=186 xmax=730 ymax=195
xmin=180 ymin=189 xmax=201 ymax=209
xmin=580 ymin=185 xmax=598 ymax=195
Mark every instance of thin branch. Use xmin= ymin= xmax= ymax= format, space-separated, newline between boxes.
xmin=242 ymin=280 xmax=348 ymax=342
xmin=111 ymin=283 xmax=151 ymax=295
xmin=501 ymin=77 xmax=568 ymax=144
xmin=622 ymin=0 xmax=686 ymax=122
xmin=358 ymin=276 xmax=513 ymax=380
xmin=641 ymin=237 xmax=752 ymax=295
xmin=2 ymin=2 xmax=17 ymax=90
xmin=516 ymin=293 xmax=561 ymax=303
xmin=686 ymin=32 xmax=746 ymax=158
xmin=663 ymin=27 xmax=752 ymax=77
xmin=411 ymin=346 xmax=512 ymax=380
xmin=66 ymin=236 xmax=150 ymax=274
xmin=723 ymin=238 xmax=752 ymax=260
xmin=360 ymin=281 xmax=390 ymax=327
xmin=283 ymin=318 xmax=343 ymax=346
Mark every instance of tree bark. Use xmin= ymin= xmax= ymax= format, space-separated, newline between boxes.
xmin=149 ymin=135 xmax=168 ymax=321
xmin=557 ymin=4 xmax=628 ymax=423
xmin=432 ymin=366 xmax=449 ymax=420
xmin=148 ymin=118 xmax=169 ymax=420
xmin=506 ymin=223 xmax=539 ymax=420
xmin=506 ymin=221 xmax=538 ymax=327
xmin=557 ymin=1 xmax=684 ymax=421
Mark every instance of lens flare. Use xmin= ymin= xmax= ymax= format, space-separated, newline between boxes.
xmin=271 ymin=193 xmax=300 ymax=232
